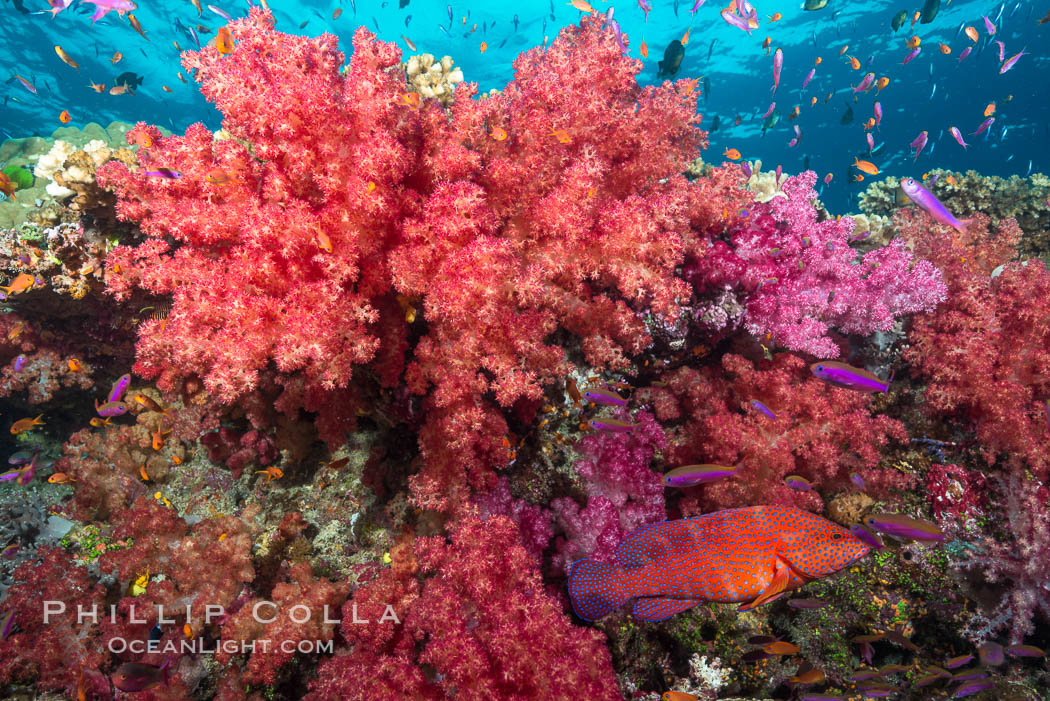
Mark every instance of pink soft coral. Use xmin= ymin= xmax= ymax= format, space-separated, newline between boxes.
xmin=691 ymin=171 xmax=946 ymax=356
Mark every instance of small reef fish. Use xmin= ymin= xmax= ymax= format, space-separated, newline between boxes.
xmin=853 ymin=158 xmax=879 ymax=175
xmin=723 ymin=148 xmax=742 ymax=160
xmin=663 ymin=464 xmax=738 ymax=488
xmin=82 ymin=0 xmax=137 ymax=24
xmin=771 ymin=47 xmax=783 ymax=96
xmin=13 ymin=74 xmax=37 ymax=95
xmin=145 ymin=169 xmax=182 ymax=179
xmin=112 ymin=659 xmax=170 ymax=692
xmin=864 ymin=512 xmax=945 ymax=542
xmin=582 ymin=387 xmax=627 ymax=406
xmin=568 ymin=505 xmax=869 ymax=621
xmin=214 ymin=26 xmax=234 ymax=54
xmin=255 ymin=466 xmax=283 ymax=483
xmin=810 ymin=361 xmax=889 ymax=393
xmin=95 ymin=399 xmax=130 ymax=416
xmin=10 ymin=415 xmax=44 ymax=435
xmin=783 ymin=475 xmax=813 ymax=492
xmin=999 ymin=49 xmax=1027 ymax=74
xmin=109 ymin=373 xmax=132 ymax=403
xmin=1 ymin=274 xmax=35 ymax=294
xmin=750 ymin=400 xmax=775 ymax=419
xmin=657 ymin=39 xmax=685 ymax=78
xmin=900 ymin=177 xmax=969 ymax=233
xmin=47 ymin=473 xmax=76 ymax=484
xmin=587 ymin=417 xmax=636 ymax=432
xmin=851 ymin=524 xmax=885 ymax=550
xmin=949 ymin=126 xmax=969 ymax=148
xmin=54 ymin=45 xmax=79 ymax=71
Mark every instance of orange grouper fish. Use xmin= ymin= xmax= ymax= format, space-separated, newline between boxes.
xmin=568 ymin=505 xmax=870 ymax=621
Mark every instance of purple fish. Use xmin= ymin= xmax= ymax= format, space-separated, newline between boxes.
xmin=851 ymin=670 xmax=881 ymax=681
xmin=720 ymin=8 xmax=753 ymax=34
xmin=952 ymin=670 xmax=989 ymax=681
xmin=784 ymin=475 xmax=812 ymax=492
xmin=750 ymin=399 xmax=775 ymax=419
xmin=910 ymin=130 xmax=928 ymax=160
xmin=787 ymin=598 xmax=827 ymax=609
xmin=945 ymin=654 xmax=975 ymax=669
xmin=663 ymin=464 xmax=738 ymax=488
xmin=112 ymin=659 xmax=170 ymax=692
xmin=762 ymin=101 xmax=776 ymax=118
xmin=811 ymin=361 xmax=889 ymax=393
xmin=952 ymin=679 xmax=993 ymax=697
xmin=977 ymin=641 xmax=1004 ymax=666
xmin=95 ymin=399 xmax=130 ymax=417
xmin=0 ymin=469 xmax=22 ymax=482
xmin=82 ymin=0 xmax=137 ymax=24
xmin=1 ymin=544 xmax=17 ymax=558
xmin=999 ymin=48 xmax=1027 ymax=74
xmin=900 ymin=177 xmax=969 ymax=233
xmin=857 ymin=685 xmax=894 ymax=698
xmin=689 ymin=0 xmax=706 ymax=14
xmin=788 ymin=137 xmax=798 ymax=148
xmin=1006 ymin=644 xmax=1045 ymax=658
xmin=972 ymin=117 xmax=995 ymax=136
xmin=982 ymin=15 xmax=996 ymax=35
xmin=582 ymin=387 xmax=627 ymax=407
xmin=850 ymin=472 xmax=866 ymax=490
xmin=902 ymin=46 xmax=921 ymax=64
xmin=949 ymin=126 xmax=969 ymax=149
xmin=12 ymin=355 xmax=26 ymax=371
xmin=47 ymin=0 xmax=73 ymax=17
xmin=865 ymin=512 xmax=944 ymax=542
xmin=771 ymin=47 xmax=783 ymax=95
xmin=636 ymin=0 xmax=651 ymax=20
xmin=602 ymin=9 xmax=626 ymax=52
xmin=740 ymin=162 xmax=752 ymax=178
xmin=587 ymin=417 xmax=635 ymax=432
xmin=851 ymin=524 xmax=885 ymax=551
xmin=13 ymin=74 xmax=37 ymax=95
xmin=108 ymin=373 xmax=132 ymax=403
xmin=145 ymin=169 xmax=181 ymax=179
xmin=873 ymin=102 xmax=882 ymax=130
xmin=994 ymin=40 xmax=1006 ymax=62
xmin=802 ymin=67 xmax=815 ymax=90
xmin=866 ymin=133 xmax=874 ymax=152
xmin=207 ymin=3 xmax=232 ymax=21
xmin=853 ymin=72 xmax=874 ymax=93
xmin=914 ymin=672 xmax=948 ymax=688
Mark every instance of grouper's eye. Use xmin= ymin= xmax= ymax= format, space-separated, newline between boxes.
xmin=831 ymin=532 xmax=843 ymax=541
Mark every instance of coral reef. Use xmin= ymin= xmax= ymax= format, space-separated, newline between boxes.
xmin=403 ymin=53 xmax=464 ymax=105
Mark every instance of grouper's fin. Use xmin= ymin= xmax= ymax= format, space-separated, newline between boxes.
xmin=738 ymin=555 xmax=792 ymax=612
xmin=567 ymin=560 xmax=631 ymax=621
xmin=632 ymin=597 xmax=702 ymax=621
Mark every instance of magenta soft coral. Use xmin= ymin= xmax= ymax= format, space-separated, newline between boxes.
xmin=638 ymin=352 xmax=909 ymax=513
xmin=306 ymin=514 xmax=620 ymax=699
xmin=691 ymin=171 xmax=946 ymax=357
xmin=550 ymin=409 xmax=666 ymax=573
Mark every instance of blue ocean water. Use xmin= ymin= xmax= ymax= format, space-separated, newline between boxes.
xmin=1 ymin=0 xmax=1046 ymax=212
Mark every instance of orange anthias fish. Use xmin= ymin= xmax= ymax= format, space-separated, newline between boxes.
xmin=847 ymin=55 xmax=861 ymax=70
xmin=214 ymin=26 xmax=234 ymax=54
xmin=54 ymin=45 xmax=79 ymax=71
xmin=479 ymin=41 xmax=487 ymax=53
xmin=723 ymin=147 xmax=742 ymax=160
xmin=681 ymin=27 xmax=690 ymax=46
xmin=490 ymin=126 xmax=508 ymax=141
xmin=854 ymin=157 xmax=879 ymax=174
xmin=111 ymin=51 xmax=123 ymax=64
xmin=10 ymin=414 xmax=45 ymax=435
xmin=59 ymin=109 xmax=72 ymax=123
xmin=876 ymin=76 xmax=890 ymax=93
xmin=640 ymin=35 xmax=648 ymax=58
xmin=1 ymin=273 xmax=35 ymax=294
xmin=569 ymin=506 xmax=869 ymax=621
xmin=939 ymin=43 xmax=951 ymax=55
xmin=87 ymin=79 xmax=106 ymax=93
xmin=984 ymin=102 xmax=996 ymax=117
xmin=964 ymin=26 xmax=979 ymax=42
xmin=767 ymin=12 xmax=782 ymax=21
xmin=0 ymin=174 xmax=18 ymax=203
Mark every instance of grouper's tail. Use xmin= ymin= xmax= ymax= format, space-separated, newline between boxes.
xmin=567 ymin=560 xmax=631 ymax=621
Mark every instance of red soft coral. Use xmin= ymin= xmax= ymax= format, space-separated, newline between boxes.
xmin=899 ymin=210 xmax=1050 ymax=480
xmin=638 ymin=352 xmax=909 ymax=512
xmin=306 ymin=515 xmax=620 ymax=699
xmin=98 ymin=9 xmax=734 ymax=512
